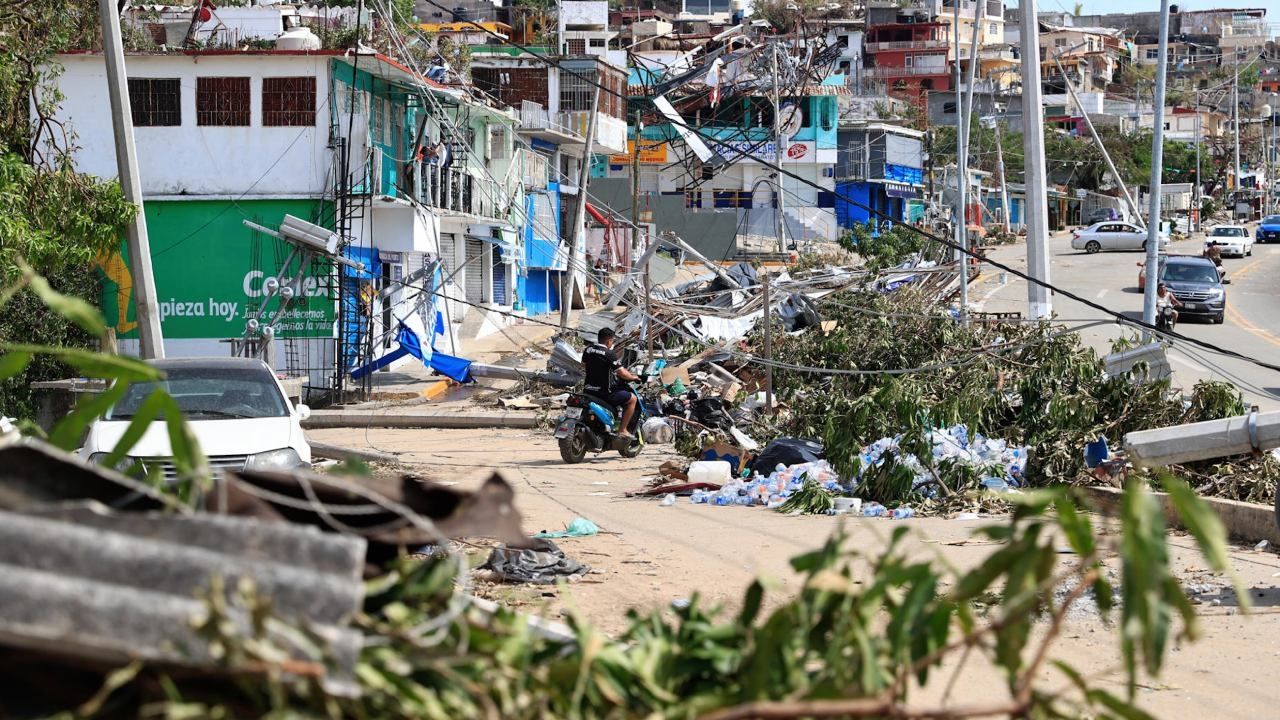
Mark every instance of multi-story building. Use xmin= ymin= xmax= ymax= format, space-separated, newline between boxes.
xmin=834 ymin=122 xmax=926 ymax=228
xmin=49 ymin=46 xmax=525 ymax=390
xmin=862 ymin=6 xmax=953 ymax=101
xmin=471 ymin=43 xmax=629 ymax=314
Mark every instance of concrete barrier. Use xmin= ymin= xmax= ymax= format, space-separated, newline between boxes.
xmin=1086 ymin=486 xmax=1280 ymax=546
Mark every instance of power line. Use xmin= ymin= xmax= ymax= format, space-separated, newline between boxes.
xmin=403 ymin=1 xmax=1280 ymax=379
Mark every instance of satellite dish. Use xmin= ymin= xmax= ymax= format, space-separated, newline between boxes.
xmin=778 ymin=102 xmax=803 ymax=138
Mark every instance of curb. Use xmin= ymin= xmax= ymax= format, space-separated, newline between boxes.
xmin=1085 ymin=486 xmax=1280 ymax=546
xmin=304 ymin=411 xmax=539 ymax=430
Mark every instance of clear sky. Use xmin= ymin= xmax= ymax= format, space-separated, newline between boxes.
xmin=1063 ymin=0 xmax=1280 ymax=17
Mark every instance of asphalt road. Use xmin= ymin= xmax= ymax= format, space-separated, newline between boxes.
xmin=975 ymin=226 xmax=1280 ymax=410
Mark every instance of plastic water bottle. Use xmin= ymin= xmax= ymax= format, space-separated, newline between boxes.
xmin=892 ymin=507 xmax=915 ymax=520
xmin=660 ymin=493 xmax=676 ymax=507
xmin=713 ymin=494 xmax=732 ymax=506
xmin=981 ymin=477 xmax=1010 ymax=493
xmin=862 ymin=503 xmax=887 ymax=517
xmin=690 ymin=489 xmax=707 ymax=504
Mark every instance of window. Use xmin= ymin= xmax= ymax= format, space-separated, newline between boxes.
xmin=589 ymin=38 xmax=605 ymax=48
xmin=1163 ymin=122 xmax=1171 ymax=130
xmin=1146 ymin=48 xmax=1159 ymax=60
xmin=943 ymin=101 xmax=957 ymax=114
xmin=713 ymin=190 xmax=752 ymax=208
xmin=560 ymin=71 xmax=594 ymax=112
xmin=1054 ymin=37 xmax=1066 ymax=48
xmin=904 ymin=55 xmax=914 ymax=68
xmin=196 ymin=76 xmax=250 ymax=126
xmin=684 ymin=189 xmax=703 ymax=209
xmin=567 ymin=38 xmax=586 ymax=54
xmin=262 ymin=76 xmax=315 ymax=127
xmin=837 ymin=34 xmax=849 ymax=48
xmin=487 ymin=125 xmax=507 ymax=160
xmin=127 ymin=78 xmax=181 ymax=126
xmin=988 ymin=23 xmax=997 ymax=34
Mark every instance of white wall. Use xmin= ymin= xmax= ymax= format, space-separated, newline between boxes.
xmin=53 ymin=53 xmax=331 ymax=198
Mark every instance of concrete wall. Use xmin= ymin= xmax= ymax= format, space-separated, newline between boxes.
xmin=53 ymin=53 xmax=332 ymax=198
xmin=591 ymin=178 xmax=739 ymax=259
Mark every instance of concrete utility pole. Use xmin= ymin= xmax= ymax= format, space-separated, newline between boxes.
xmin=955 ymin=12 xmax=981 ymax=327
xmin=1125 ymin=409 xmax=1280 ymax=467
xmin=1233 ymin=52 xmax=1241 ymax=208
xmin=1141 ymin=0 xmax=1171 ymax=331
xmin=1194 ymin=90 xmax=1201 ymax=232
xmin=99 ymin=0 xmax=164 ymax=358
xmin=1018 ymin=0 xmax=1052 ymax=319
xmin=560 ymin=86 xmax=600 ymax=332
xmin=761 ymin=269 xmax=773 ymax=414
xmin=771 ymin=40 xmax=787 ymax=253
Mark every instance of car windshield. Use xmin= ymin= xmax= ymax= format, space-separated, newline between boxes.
xmin=1264 ymin=215 xmax=1280 ymax=224
xmin=106 ymin=365 xmax=288 ymax=420
xmin=1210 ymin=227 xmax=1246 ymax=237
xmin=1161 ymin=263 xmax=1220 ymax=284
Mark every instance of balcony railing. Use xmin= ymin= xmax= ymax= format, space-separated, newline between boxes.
xmin=865 ymin=64 xmax=951 ymax=78
xmin=867 ymin=39 xmax=949 ymax=51
xmin=472 ymin=44 xmax=554 ymax=56
xmin=517 ymin=101 xmax=584 ymax=141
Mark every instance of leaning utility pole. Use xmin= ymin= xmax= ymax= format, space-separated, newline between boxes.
xmin=955 ymin=11 xmax=981 ymax=327
xmin=99 ymin=0 xmax=164 ymax=358
xmin=560 ymin=87 xmax=600 ymax=331
xmin=1141 ymin=0 xmax=1172 ymax=331
xmin=995 ymin=122 xmax=1011 ymax=232
xmin=1018 ymin=0 xmax=1053 ymax=319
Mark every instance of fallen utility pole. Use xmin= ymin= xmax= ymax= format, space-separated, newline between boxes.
xmin=99 ymin=0 xmax=164 ymax=358
xmin=1141 ymin=0 xmax=1172 ymax=332
xmin=1018 ymin=0 xmax=1053 ymax=320
xmin=1125 ymin=409 xmax=1280 ymax=467
xmin=561 ymin=86 xmax=601 ymax=331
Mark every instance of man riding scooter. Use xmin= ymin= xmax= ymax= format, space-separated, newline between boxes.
xmin=1155 ymin=282 xmax=1181 ymax=331
xmin=582 ymin=327 xmax=640 ymax=438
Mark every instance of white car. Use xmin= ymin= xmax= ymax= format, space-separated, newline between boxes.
xmin=1071 ymin=221 xmax=1169 ymax=253
xmin=81 ymin=357 xmax=312 ymax=479
xmin=1204 ymin=225 xmax=1253 ymax=257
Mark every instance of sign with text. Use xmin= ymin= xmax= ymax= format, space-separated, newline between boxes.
xmin=609 ymin=141 xmax=669 ymax=165
xmin=97 ymin=200 xmax=335 ymax=340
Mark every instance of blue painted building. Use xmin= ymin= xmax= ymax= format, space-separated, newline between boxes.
xmin=834 ymin=122 xmax=925 ymax=229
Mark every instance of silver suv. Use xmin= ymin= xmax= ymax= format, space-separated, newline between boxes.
xmin=1160 ymin=256 xmax=1226 ymax=324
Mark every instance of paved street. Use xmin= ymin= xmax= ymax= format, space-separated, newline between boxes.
xmin=312 ymin=425 xmax=1280 ymax=719
xmin=974 ymin=228 xmax=1280 ymax=410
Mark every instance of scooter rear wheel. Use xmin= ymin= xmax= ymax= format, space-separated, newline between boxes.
xmin=559 ymin=429 xmax=589 ymax=464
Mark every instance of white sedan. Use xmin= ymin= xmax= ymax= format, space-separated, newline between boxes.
xmin=1071 ymin=221 xmax=1169 ymax=253
xmin=81 ymin=357 xmax=312 ymax=479
xmin=1204 ymin=225 xmax=1253 ymax=257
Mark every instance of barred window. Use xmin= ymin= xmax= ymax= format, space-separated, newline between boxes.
xmin=128 ymin=78 xmax=181 ymax=127
xmin=567 ymin=38 xmax=586 ymax=55
xmin=262 ymin=76 xmax=316 ymax=126
xmin=560 ymin=72 xmax=594 ymax=112
xmin=197 ymin=76 xmax=250 ymax=126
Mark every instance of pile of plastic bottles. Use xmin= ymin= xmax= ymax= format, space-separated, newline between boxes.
xmin=851 ymin=424 xmax=1028 ymax=498
xmin=690 ymin=460 xmax=842 ymax=508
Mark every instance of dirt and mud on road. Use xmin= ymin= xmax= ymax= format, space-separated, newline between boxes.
xmin=310 ymin=425 xmax=1280 ymax=720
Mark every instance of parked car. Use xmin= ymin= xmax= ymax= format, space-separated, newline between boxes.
xmin=1256 ymin=215 xmax=1280 ymax=243
xmin=1159 ymin=255 xmax=1227 ymax=324
xmin=1204 ymin=225 xmax=1252 ymax=257
xmin=81 ymin=357 xmax=312 ymax=478
xmin=1085 ymin=207 xmax=1124 ymax=225
xmin=1071 ymin=221 xmax=1168 ymax=253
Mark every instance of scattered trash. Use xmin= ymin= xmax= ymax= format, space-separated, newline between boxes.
xmin=533 ymin=517 xmax=599 ymax=539
xmin=687 ymin=460 xmax=733 ymax=486
xmin=482 ymin=539 xmax=589 ymax=584
xmin=659 ymin=493 xmax=676 ymax=507
xmin=849 ymin=425 xmax=1027 ymax=499
xmin=642 ymin=417 xmax=675 ymax=444
xmin=953 ymin=512 xmax=981 ymax=521
xmin=1256 ymin=540 xmax=1270 ymax=552
xmin=833 ymin=497 xmax=861 ymax=515
xmin=892 ymin=507 xmax=915 ymax=520
xmin=862 ymin=502 xmax=887 ymax=517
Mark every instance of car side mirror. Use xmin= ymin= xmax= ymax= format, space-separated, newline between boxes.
xmin=296 ymin=403 xmax=311 ymax=420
